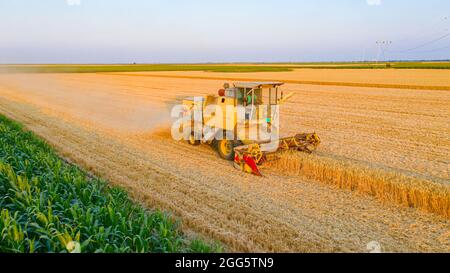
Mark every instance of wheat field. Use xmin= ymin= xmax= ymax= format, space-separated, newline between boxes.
xmin=0 ymin=71 xmax=448 ymax=252
xmin=269 ymin=152 xmax=450 ymax=218
xmin=115 ymin=68 xmax=450 ymax=90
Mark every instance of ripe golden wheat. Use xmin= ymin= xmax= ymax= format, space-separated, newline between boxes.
xmin=269 ymin=152 xmax=450 ymax=219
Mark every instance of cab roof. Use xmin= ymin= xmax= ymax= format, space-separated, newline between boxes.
xmin=233 ymin=82 xmax=284 ymax=89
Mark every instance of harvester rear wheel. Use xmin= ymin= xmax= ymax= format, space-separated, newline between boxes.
xmin=187 ymin=132 xmax=201 ymax=146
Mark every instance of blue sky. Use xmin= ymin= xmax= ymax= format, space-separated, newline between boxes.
xmin=0 ymin=0 xmax=449 ymax=63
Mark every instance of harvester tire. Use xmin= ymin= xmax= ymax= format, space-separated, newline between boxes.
xmin=215 ymin=139 xmax=242 ymax=161
xmin=187 ymin=132 xmax=201 ymax=146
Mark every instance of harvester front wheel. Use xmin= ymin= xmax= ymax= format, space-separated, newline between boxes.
xmin=215 ymin=139 xmax=242 ymax=161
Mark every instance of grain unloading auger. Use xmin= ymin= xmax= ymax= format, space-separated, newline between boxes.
xmin=181 ymin=82 xmax=320 ymax=176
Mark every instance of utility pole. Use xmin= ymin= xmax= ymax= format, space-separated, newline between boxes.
xmin=376 ymin=40 xmax=392 ymax=63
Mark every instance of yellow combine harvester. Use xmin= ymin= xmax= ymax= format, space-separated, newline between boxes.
xmin=181 ymin=82 xmax=320 ymax=176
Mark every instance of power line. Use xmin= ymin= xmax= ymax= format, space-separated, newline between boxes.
xmin=394 ymin=16 xmax=449 ymax=44
xmin=404 ymin=32 xmax=450 ymax=51
xmin=386 ymin=16 xmax=450 ymax=54
xmin=388 ymin=31 xmax=450 ymax=53
xmin=414 ymin=44 xmax=450 ymax=53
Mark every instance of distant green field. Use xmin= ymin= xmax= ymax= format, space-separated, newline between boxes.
xmin=0 ymin=64 xmax=293 ymax=73
xmin=286 ymin=62 xmax=450 ymax=69
xmin=0 ymin=62 xmax=449 ymax=74
xmin=389 ymin=62 xmax=450 ymax=69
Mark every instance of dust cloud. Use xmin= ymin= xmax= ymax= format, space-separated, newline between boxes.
xmin=0 ymin=72 xmax=173 ymax=133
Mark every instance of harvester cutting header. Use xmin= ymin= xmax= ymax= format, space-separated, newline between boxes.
xmin=179 ymin=82 xmax=320 ymax=176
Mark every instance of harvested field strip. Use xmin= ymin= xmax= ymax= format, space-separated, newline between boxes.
xmin=269 ymin=152 xmax=450 ymax=219
xmin=105 ymin=72 xmax=450 ymax=91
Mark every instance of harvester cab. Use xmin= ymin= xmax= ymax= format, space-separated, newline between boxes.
xmin=225 ymin=82 xmax=286 ymax=122
xmin=181 ymin=82 xmax=320 ymax=176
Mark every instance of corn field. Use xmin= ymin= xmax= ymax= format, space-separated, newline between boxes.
xmin=0 ymin=115 xmax=215 ymax=253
